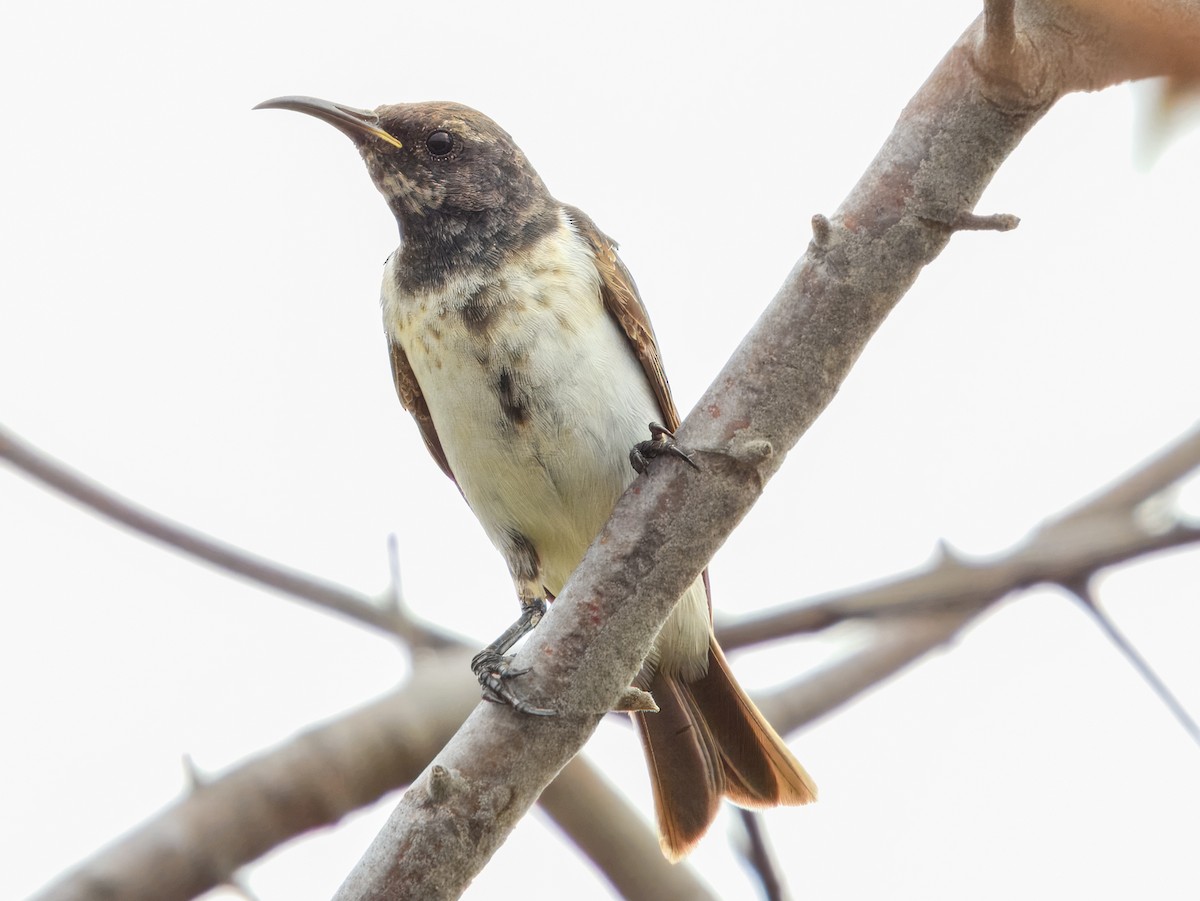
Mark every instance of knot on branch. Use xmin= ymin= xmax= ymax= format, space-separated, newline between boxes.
xmin=613 ymin=686 xmax=659 ymax=712
xmin=427 ymin=765 xmax=467 ymax=804
xmin=679 ymin=434 xmax=776 ymax=500
xmin=810 ymin=213 xmax=834 ymax=250
xmin=972 ymin=0 xmax=1059 ymax=113
xmin=729 ymin=436 xmax=775 ymax=466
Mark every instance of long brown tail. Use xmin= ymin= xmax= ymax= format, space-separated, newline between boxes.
xmin=633 ymin=636 xmax=817 ymax=861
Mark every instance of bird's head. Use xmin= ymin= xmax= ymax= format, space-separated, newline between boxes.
xmin=255 ymin=96 xmax=551 ymax=241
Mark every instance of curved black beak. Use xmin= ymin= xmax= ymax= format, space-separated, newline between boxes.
xmin=254 ymin=95 xmax=403 ymax=149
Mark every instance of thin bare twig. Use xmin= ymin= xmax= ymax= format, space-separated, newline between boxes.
xmin=381 ymin=532 xmax=459 ymax=648
xmin=30 ymin=648 xmax=713 ymax=901
xmin=1071 ymin=427 xmax=1200 ymax=515
xmin=1066 ymin=581 xmax=1200 ymax=748
xmin=757 ymin=613 xmax=975 ymax=736
xmin=0 ymin=425 xmax=415 ymax=640
xmin=718 ymin=426 xmax=1200 ymax=649
xmin=733 ymin=810 xmax=790 ymax=901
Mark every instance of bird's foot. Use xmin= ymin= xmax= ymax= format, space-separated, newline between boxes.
xmin=471 ymin=649 xmax=556 ymax=716
xmin=630 ymin=422 xmax=700 ymax=474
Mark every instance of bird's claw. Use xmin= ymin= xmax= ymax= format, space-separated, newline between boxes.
xmin=630 ymin=422 xmax=700 ymax=474
xmin=471 ymin=649 xmax=556 ymax=716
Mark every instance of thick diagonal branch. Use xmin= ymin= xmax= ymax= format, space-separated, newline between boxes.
xmin=29 ymin=650 xmax=715 ymax=901
xmin=334 ymin=4 xmax=1200 ymax=897
xmin=0 ymin=425 xmax=421 ymax=640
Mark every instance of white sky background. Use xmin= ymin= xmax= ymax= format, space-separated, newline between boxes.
xmin=3 ymin=1 xmax=1199 ymax=899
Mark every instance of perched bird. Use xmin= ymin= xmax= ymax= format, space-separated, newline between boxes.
xmin=255 ymin=96 xmax=816 ymax=858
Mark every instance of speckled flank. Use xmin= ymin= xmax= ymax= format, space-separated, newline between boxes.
xmin=494 ymin=367 xmax=530 ymax=426
xmin=379 ymin=209 xmax=711 ymax=676
xmin=502 ymin=530 xmax=541 ymax=584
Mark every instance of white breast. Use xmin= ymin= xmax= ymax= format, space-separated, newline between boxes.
xmin=382 ymin=211 xmax=660 ymax=593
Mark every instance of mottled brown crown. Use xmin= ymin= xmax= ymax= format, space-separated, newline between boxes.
xmin=361 ymin=102 xmax=547 ymax=217
xmin=256 ymin=96 xmax=561 ymax=286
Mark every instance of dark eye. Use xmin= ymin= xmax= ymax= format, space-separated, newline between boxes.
xmin=426 ymin=130 xmax=454 ymax=156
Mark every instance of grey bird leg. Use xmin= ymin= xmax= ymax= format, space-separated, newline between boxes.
xmin=471 ymin=597 xmax=555 ymax=716
xmin=630 ymin=421 xmax=700 ymax=474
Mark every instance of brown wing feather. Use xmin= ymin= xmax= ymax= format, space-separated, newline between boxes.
xmin=562 ymin=205 xmax=681 ymax=432
xmin=387 ymin=336 xmax=456 ymax=484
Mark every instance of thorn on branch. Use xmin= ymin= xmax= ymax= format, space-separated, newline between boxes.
xmin=956 ymin=211 xmax=1020 ymax=231
xmin=379 ymin=533 xmax=464 ymax=651
xmin=427 ymin=764 xmax=467 ymax=803
xmin=182 ymin=754 xmax=207 ymax=791
xmin=225 ymin=876 xmax=263 ymax=901
xmin=810 ymin=213 xmax=833 ymax=248
xmin=182 ymin=754 xmax=261 ymax=898
xmin=933 ymin=538 xmax=968 ymax=569
xmin=979 ymin=0 xmax=1027 ymax=92
xmin=386 ymin=533 xmax=403 ymax=615
xmin=971 ymin=0 xmax=1062 ymax=112
xmin=920 ymin=211 xmax=1020 ymax=233
xmin=983 ymin=0 xmax=1016 ymax=61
